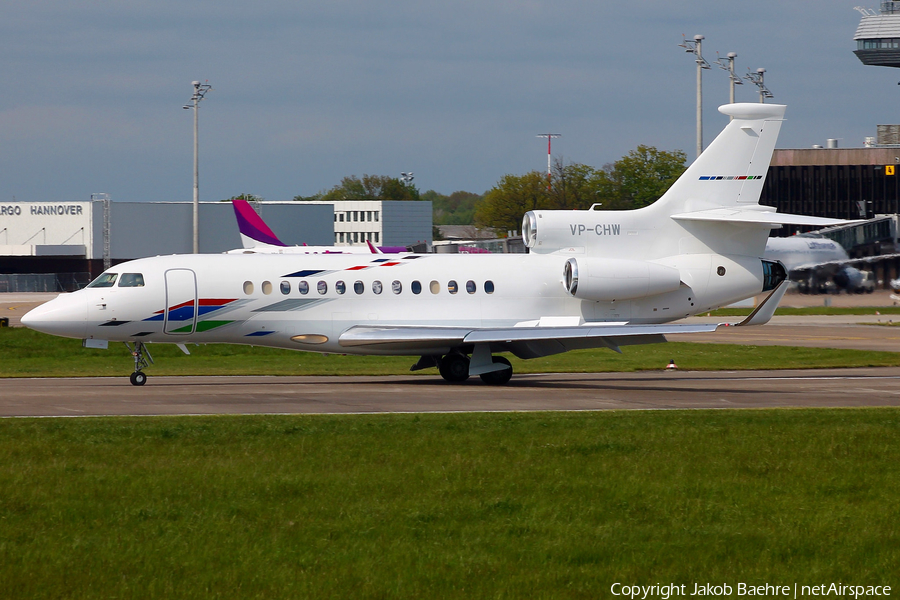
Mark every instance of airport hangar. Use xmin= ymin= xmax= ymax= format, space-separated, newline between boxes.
xmin=0 ymin=200 xmax=433 ymax=292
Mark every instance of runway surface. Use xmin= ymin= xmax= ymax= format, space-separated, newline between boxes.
xmin=3 ymin=292 xmax=900 ymax=418
xmin=2 ymin=368 xmax=900 ymax=417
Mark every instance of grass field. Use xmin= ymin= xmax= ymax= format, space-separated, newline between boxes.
xmin=2 ymin=327 xmax=900 ymax=378
xmin=0 ymin=410 xmax=897 ymax=599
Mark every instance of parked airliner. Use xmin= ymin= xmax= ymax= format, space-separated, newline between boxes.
xmin=22 ymin=103 xmax=848 ymax=385
xmin=764 ymin=235 xmax=883 ymax=294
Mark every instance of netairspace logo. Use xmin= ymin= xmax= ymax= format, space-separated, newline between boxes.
xmin=610 ymin=582 xmax=892 ymax=599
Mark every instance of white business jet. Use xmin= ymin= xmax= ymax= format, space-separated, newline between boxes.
xmin=22 ymin=103 xmax=847 ymax=386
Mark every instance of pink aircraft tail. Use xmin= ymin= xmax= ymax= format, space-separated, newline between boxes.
xmin=232 ymin=200 xmax=287 ymax=247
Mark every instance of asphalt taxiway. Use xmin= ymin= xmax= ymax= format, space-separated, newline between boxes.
xmin=3 ymin=292 xmax=900 ymax=417
xmin=1 ymin=368 xmax=899 ymax=417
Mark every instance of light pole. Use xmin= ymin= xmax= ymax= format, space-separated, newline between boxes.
xmin=744 ymin=68 xmax=773 ymax=103
xmin=679 ymin=35 xmax=711 ymax=159
xmin=715 ymin=52 xmax=744 ymax=105
xmin=183 ymin=80 xmax=212 ymax=254
xmin=536 ymin=134 xmax=561 ymax=190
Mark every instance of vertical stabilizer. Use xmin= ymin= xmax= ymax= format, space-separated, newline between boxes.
xmin=232 ymin=200 xmax=288 ymax=248
xmin=653 ymin=103 xmax=785 ymax=215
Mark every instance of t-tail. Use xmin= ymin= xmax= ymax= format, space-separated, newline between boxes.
xmin=524 ymin=103 xmax=847 ymax=259
xmin=653 ymin=103 xmax=786 ymax=215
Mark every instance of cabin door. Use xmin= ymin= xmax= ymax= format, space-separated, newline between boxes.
xmin=164 ymin=269 xmax=198 ymax=334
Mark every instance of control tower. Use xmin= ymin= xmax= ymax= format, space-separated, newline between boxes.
xmin=854 ymin=2 xmax=900 ymax=67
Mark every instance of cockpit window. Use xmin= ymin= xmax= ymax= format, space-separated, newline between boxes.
xmin=118 ymin=273 xmax=145 ymax=287
xmin=87 ymin=273 xmax=118 ymax=288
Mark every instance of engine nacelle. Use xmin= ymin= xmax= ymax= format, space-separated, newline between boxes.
xmin=523 ymin=209 xmax=628 ymax=254
xmin=563 ymin=257 xmax=682 ymax=302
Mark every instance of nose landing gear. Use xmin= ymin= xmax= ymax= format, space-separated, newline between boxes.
xmin=124 ymin=341 xmax=153 ymax=386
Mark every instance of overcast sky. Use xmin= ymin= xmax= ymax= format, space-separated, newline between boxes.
xmin=0 ymin=1 xmax=894 ymax=203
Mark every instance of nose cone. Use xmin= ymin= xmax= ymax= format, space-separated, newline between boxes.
xmin=21 ymin=294 xmax=87 ymax=338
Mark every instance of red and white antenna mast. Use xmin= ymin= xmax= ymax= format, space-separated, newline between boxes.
xmin=536 ymin=133 xmax=561 ymax=190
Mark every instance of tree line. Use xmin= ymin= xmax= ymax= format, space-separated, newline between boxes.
xmin=222 ymin=145 xmax=686 ymax=235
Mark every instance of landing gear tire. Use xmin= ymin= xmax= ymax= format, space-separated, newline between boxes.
xmin=124 ymin=341 xmax=153 ymax=386
xmin=439 ymin=354 xmax=470 ymax=383
xmin=479 ymin=356 xmax=513 ymax=386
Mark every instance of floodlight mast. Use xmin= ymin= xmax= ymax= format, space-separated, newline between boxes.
xmin=715 ymin=51 xmax=744 ymax=119
xmin=183 ymin=80 xmax=212 ymax=254
xmin=744 ymin=68 xmax=773 ymax=103
xmin=679 ymin=35 xmax=711 ymax=159
xmin=536 ymin=133 xmax=561 ymax=190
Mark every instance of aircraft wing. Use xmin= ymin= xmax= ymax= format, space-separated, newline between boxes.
xmin=338 ymin=322 xmax=721 ymax=359
xmin=671 ymin=208 xmax=853 ymax=227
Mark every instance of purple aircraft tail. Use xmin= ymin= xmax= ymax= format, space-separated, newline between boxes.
xmin=232 ymin=200 xmax=287 ymax=247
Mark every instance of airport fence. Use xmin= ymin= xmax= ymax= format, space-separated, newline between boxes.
xmin=0 ymin=273 xmax=91 ymax=293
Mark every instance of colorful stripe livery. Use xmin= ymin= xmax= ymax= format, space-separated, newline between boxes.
xmin=143 ymin=298 xmax=239 ymax=322
xmin=282 ymin=256 xmax=423 ymax=277
xmin=698 ymin=175 xmax=764 ymax=181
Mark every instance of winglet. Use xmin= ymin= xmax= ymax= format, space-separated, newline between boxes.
xmin=366 ymin=240 xmax=383 ymax=254
xmin=735 ymin=280 xmax=789 ymax=327
xmin=232 ymin=199 xmax=287 ymax=248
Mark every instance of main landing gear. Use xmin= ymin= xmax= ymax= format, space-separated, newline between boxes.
xmin=124 ymin=341 xmax=153 ymax=386
xmin=411 ymin=349 xmax=513 ymax=385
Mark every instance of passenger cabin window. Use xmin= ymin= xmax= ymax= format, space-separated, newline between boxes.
xmin=317 ymin=281 xmax=327 ymax=295
xmin=336 ymin=280 xmax=346 ymax=295
xmin=466 ymin=280 xmax=476 ymax=294
xmin=354 ymin=281 xmax=364 ymax=294
xmin=391 ymin=280 xmax=402 ymax=294
xmin=372 ymin=280 xmax=383 ymax=295
xmin=448 ymin=280 xmax=458 ymax=294
xmin=411 ymin=281 xmax=422 ymax=295
xmin=280 ymin=281 xmax=291 ymax=295
xmin=430 ymin=281 xmax=440 ymax=294
xmin=484 ymin=280 xmax=495 ymax=294
xmin=262 ymin=281 xmax=273 ymax=295
xmin=243 ymin=281 xmax=254 ymax=295
xmin=88 ymin=273 xmax=118 ymax=288
xmin=298 ymin=281 xmax=309 ymax=295
xmin=118 ymin=273 xmax=144 ymax=287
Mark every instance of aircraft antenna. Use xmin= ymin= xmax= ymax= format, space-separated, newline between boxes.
xmin=183 ymin=80 xmax=213 ymax=254
xmin=744 ymin=68 xmax=774 ymax=103
xmin=679 ymin=34 xmax=711 ymax=159
xmin=536 ymin=134 xmax=561 ymax=190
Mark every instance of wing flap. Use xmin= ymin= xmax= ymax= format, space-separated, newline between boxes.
xmin=338 ymin=323 xmax=721 ymax=358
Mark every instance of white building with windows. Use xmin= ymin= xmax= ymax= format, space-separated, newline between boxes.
xmin=300 ymin=200 xmax=432 ymax=249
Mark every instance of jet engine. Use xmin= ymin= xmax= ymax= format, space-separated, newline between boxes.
xmin=563 ymin=257 xmax=682 ymax=302
xmin=833 ymin=265 xmax=863 ymax=292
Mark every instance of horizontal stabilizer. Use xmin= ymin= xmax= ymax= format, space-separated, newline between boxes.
xmin=671 ymin=207 xmax=853 ymax=227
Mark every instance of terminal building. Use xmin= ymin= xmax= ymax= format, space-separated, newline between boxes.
xmin=0 ymin=199 xmax=432 ymax=291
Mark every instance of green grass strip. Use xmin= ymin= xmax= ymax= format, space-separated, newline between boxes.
xmin=0 ymin=410 xmax=897 ymax=598
xmin=2 ymin=327 xmax=899 ymax=378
